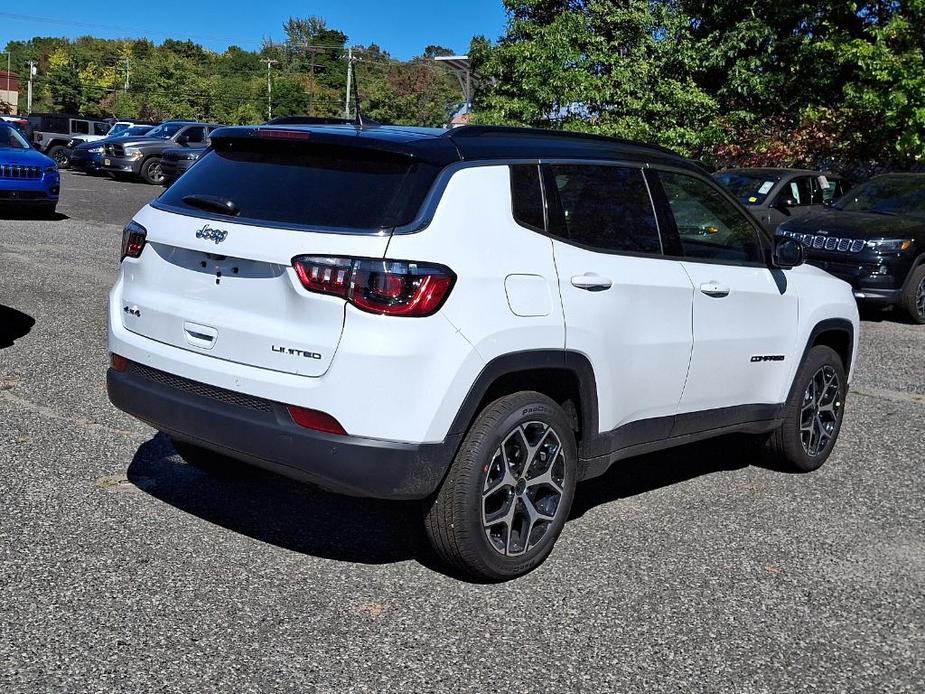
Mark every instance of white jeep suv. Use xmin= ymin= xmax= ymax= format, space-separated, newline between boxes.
xmin=107 ymin=124 xmax=859 ymax=580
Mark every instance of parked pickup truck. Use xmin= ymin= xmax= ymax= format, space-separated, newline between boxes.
xmin=101 ymin=121 xmax=222 ymax=184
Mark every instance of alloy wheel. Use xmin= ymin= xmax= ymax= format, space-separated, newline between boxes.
xmin=149 ymin=162 xmax=164 ymax=183
xmin=482 ymin=421 xmax=566 ymax=556
xmin=800 ymin=365 xmax=842 ymax=456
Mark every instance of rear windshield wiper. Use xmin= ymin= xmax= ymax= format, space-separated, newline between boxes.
xmin=182 ymin=194 xmax=240 ymax=217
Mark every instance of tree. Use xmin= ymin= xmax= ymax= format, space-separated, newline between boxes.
xmin=470 ymin=1 xmax=719 ymax=156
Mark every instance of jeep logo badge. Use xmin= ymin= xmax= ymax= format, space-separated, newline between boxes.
xmin=195 ymin=225 xmax=228 ymax=243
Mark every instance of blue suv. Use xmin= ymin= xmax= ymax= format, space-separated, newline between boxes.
xmin=0 ymin=123 xmax=60 ymax=217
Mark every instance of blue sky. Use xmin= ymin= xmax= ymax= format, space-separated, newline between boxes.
xmin=0 ymin=2 xmax=509 ymax=59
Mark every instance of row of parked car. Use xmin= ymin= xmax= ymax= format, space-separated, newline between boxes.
xmin=709 ymin=166 xmax=925 ymax=322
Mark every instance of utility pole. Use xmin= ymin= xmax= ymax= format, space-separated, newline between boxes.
xmin=344 ymin=47 xmax=353 ymax=120
xmin=124 ymin=57 xmax=130 ymax=91
xmin=262 ymin=58 xmax=278 ymax=121
xmin=27 ymin=61 xmax=36 ymax=114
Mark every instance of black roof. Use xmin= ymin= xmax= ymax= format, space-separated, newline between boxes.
xmin=209 ymin=123 xmax=695 ymax=170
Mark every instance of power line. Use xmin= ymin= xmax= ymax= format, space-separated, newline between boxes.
xmin=0 ymin=11 xmax=262 ymax=47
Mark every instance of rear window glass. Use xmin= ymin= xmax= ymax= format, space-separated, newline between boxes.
xmin=158 ymin=141 xmax=440 ymax=230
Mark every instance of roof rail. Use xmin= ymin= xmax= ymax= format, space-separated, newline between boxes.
xmin=445 ymin=125 xmax=680 ymax=157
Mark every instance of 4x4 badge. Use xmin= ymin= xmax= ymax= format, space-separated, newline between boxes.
xmin=195 ymin=225 xmax=228 ymax=243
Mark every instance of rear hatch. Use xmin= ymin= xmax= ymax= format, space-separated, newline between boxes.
xmin=119 ymin=126 xmax=454 ymax=377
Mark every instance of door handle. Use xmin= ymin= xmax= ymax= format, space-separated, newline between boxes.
xmin=570 ymin=273 xmax=613 ymax=291
xmin=699 ymin=282 xmax=730 ymax=298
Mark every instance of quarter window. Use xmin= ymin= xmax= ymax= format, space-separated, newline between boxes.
xmin=658 ymin=171 xmax=763 ymax=263
xmin=510 ymin=164 xmax=545 ymax=231
xmin=544 ymin=164 xmax=661 ymax=255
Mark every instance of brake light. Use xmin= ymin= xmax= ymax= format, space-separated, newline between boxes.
xmin=257 ymin=129 xmax=311 ymax=141
xmin=121 ymin=221 xmax=147 ymax=261
xmin=287 ymin=406 xmax=347 ymax=435
xmin=292 ymin=256 xmax=455 ymax=317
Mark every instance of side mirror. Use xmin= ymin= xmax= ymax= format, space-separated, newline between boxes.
xmin=773 ymin=236 xmax=805 ymax=269
xmin=775 ymin=196 xmax=797 ymax=209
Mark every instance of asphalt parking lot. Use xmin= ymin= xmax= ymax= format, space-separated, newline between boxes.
xmin=1 ymin=170 xmax=923 ymax=693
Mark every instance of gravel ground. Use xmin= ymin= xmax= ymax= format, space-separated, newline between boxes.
xmin=1 ymin=171 xmax=923 ymax=693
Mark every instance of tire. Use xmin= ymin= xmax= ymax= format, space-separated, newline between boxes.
xmin=140 ymin=157 xmax=165 ymax=185
xmin=899 ymin=265 xmax=925 ymax=325
xmin=39 ymin=203 xmax=57 ymax=219
xmin=47 ymin=145 xmax=70 ymax=169
xmin=424 ymin=391 xmax=577 ymax=581
xmin=170 ymin=438 xmax=242 ymax=476
xmin=767 ymin=345 xmax=847 ymax=472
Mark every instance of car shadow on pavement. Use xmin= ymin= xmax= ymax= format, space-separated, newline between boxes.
xmin=0 ymin=208 xmax=69 ymax=221
xmin=569 ymin=435 xmax=764 ymax=519
xmin=127 ymin=432 xmax=430 ymax=567
xmin=0 ymin=305 xmax=35 ymax=348
xmin=127 ymin=431 xmax=771 ymax=577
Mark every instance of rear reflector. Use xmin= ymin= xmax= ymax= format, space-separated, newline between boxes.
xmin=110 ymin=353 xmax=129 ymax=372
xmin=287 ymin=406 xmax=347 ymax=435
xmin=292 ymin=256 xmax=455 ymax=317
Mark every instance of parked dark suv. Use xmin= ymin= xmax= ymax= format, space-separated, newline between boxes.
xmin=101 ymin=121 xmax=222 ymax=184
xmin=778 ymin=173 xmax=925 ymax=322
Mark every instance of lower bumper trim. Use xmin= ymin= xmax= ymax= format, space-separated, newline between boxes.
xmin=107 ymin=363 xmax=457 ymax=500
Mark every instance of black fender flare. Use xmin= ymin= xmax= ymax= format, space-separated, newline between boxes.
xmin=787 ymin=318 xmax=855 ymax=402
xmin=445 ymin=349 xmax=599 ymax=443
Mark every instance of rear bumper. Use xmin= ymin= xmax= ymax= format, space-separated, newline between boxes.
xmin=107 ymin=361 xmax=459 ymax=500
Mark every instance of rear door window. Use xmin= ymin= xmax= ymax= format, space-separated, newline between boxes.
xmin=71 ymin=120 xmax=90 ymax=135
xmin=158 ymin=141 xmax=441 ymax=231
xmin=542 ymin=164 xmax=661 ymax=255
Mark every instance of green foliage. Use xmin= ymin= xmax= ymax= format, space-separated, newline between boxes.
xmin=473 ymin=1 xmax=925 ymax=166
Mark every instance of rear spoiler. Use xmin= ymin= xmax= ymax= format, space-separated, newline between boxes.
xmin=209 ymin=126 xmax=459 ymax=167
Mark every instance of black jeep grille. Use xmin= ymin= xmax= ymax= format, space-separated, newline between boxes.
xmin=778 ymin=230 xmax=866 ymax=253
xmin=0 ymin=164 xmax=42 ymax=179
xmin=127 ymin=361 xmax=274 ymax=414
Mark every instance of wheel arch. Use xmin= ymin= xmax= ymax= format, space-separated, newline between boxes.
xmin=446 ymin=350 xmax=599 ymax=453
xmin=788 ymin=318 xmax=855 ymax=403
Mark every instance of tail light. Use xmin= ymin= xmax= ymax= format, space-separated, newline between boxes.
xmin=110 ymin=353 xmax=129 ymax=372
xmin=121 ymin=221 xmax=147 ymax=261
xmin=292 ymin=255 xmax=455 ymax=317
